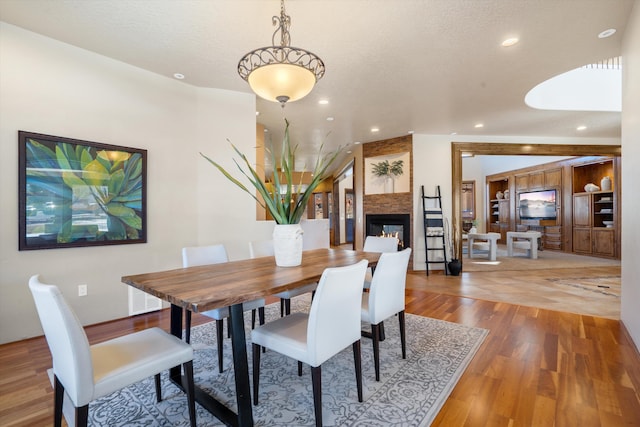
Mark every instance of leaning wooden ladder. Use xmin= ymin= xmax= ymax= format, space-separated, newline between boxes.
xmin=421 ymin=185 xmax=448 ymax=275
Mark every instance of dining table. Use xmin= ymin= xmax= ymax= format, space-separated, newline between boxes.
xmin=121 ymin=248 xmax=381 ymax=427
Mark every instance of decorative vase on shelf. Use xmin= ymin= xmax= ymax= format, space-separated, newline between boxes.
xmin=273 ymin=224 xmax=304 ymax=267
xmin=496 ymin=191 xmax=504 ymax=199
xmin=504 ymin=190 xmax=509 ymax=199
xmin=600 ymin=176 xmax=612 ymax=191
xmin=584 ymin=183 xmax=600 ymax=192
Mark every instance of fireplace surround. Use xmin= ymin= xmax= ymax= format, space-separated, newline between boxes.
xmin=365 ymin=214 xmax=411 ymax=250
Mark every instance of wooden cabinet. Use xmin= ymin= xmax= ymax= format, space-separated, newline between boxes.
xmin=544 ymin=168 xmax=562 ymax=188
xmin=529 ymin=172 xmax=544 ymax=190
xmin=572 ymin=191 xmax=615 ymax=257
xmin=544 ymin=225 xmax=562 ymax=251
xmin=515 ymin=175 xmax=528 ymax=192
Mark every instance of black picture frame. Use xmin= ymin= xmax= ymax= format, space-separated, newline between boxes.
xmin=18 ymin=131 xmax=147 ymax=250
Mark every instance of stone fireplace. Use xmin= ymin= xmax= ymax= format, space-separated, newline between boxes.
xmin=365 ymin=214 xmax=411 ymax=251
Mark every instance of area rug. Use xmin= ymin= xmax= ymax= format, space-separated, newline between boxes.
xmin=463 ymin=244 xmax=620 ymax=272
xmin=83 ymin=298 xmax=488 ymax=426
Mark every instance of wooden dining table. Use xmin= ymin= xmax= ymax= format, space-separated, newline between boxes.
xmin=121 ymin=248 xmax=381 ymax=427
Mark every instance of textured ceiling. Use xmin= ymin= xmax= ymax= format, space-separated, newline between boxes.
xmin=0 ymin=0 xmax=633 ymax=168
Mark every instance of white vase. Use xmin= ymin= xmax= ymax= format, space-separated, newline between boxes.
xmin=384 ymin=176 xmax=395 ymax=193
xmin=600 ymin=176 xmax=612 ymax=191
xmin=273 ymin=224 xmax=304 ymax=267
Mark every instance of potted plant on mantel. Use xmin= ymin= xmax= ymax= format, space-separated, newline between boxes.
xmin=444 ymin=218 xmax=462 ymax=276
xmin=201 ymin=119 xmax=342 ymax=267
xmin=371 ymin=159 xmax=404 ymax=193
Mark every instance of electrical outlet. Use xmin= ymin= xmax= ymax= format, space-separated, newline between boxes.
xmin=78 ymin=284 xmax=88 ymax=297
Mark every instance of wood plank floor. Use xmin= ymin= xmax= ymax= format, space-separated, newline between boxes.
xmin=1 ymin=266 xmax=639 ymax=426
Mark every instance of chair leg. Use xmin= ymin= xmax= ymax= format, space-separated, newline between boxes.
xmin=53 ymin=375 xmax=64 ymax=427
xmin=311 ymin=365 xmax=323 ymax=427
xmin=371 ymin=323 xmax=381 ymax=381
xmin=399 ymin=310 xmax=406 ymax=359
xmin=258 ymin=307 xmax=266 ymax=353
xmin=183 ymin=361 xmax=197 ymax=427
xmin=284 ymin=298 xmax=292 ymax=316
xmin=154 ymin=373 xmax=162 ymax=402
xmin=252 ymin=343 xmax=261 ymax=405
xmin=185 ymin=311 xmax=192 ymax=343
xmin=251 ymin=309 xmax=256 ymax=329
xmin=76 ymin=405 xmax=89 ymax=427
xmin=352 ymin=340 xmax=363 ymax=402
xmin=298 ymin=361 xmax=303 ymax=376
xmin=280 ymin=299 xmax=285 ymax=317
xmin=216 ymin=319 xmax=224 ymax=373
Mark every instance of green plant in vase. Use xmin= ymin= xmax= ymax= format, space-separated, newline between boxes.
xmin=201 ymin=119 xmax=342 ymax=266
xmin=371 ymin=159 xmax=403 ymax=193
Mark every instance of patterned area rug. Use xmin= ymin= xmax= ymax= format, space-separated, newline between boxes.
xmin=82 ymin=298 xmax=488 ymax=426
xmin=546 ymin=276 xmax=621 ymax=298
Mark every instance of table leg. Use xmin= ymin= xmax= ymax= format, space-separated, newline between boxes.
xmin=229 ymin=303 xmax=254 ymax=427
xmin=489 ymin=239 xmax=497 ymax=261
xmin=170 ymin=304 xmax=250 ymax=427
xmin=507 ymin=236 xmax=513 ymax=256
xmin=530 ymin=237 xmax=538 ymax=259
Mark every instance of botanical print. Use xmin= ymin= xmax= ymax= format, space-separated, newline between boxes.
xmin=20 ymin=132 xmax=146 ymax=249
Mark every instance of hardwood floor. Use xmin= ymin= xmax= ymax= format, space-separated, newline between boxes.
xmin=1 ymin=268 xmax=639 ymax=426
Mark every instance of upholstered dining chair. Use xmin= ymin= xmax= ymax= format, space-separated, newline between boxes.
xmin=361 ymin=247 xmax=412 ymax=381
xmin=251 ymin=260 xmax=369 ymax=427
xmin=362 ymin=235 xmax=399 ymax=288
xmin=182 ymin=244 xmax=266 ymax=373
xmin=249 ymin=239 xmax=317 ymax=316
xmin=28 ymin=275 xmax=196 ymax=427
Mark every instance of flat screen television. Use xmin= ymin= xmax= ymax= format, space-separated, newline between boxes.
xmin=518 ymin=189 xmax=557 ymax=220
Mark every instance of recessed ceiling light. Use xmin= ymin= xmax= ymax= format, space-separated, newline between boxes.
xmin=256 ymin=111 xmax=260 ymax=116
xmin=326 ymin=117 xmax=334 ymax=121
xmin=354 ymin=141 xmax=361 ymax=145
xmin=474 ymin=123 xmax=484 ymax=128
xmin=407 ymin=130 xmax=414 ymax=134
xmin=598 ymin=29 xmax=616 ymax=39
xmin=318 ymin=99 xmax=329 ymax=105
xmin=450 ymin=132 xmax=458 ymax=135
xmin=173 ymin=73 xmax=185 ymax=80
xmin=371 ymin=127 xmax=379 ymax=132
xmin=501 ymin=37 xmax=519 ymax=47
xmin=577 ymin=125 xmax=587 ymax=131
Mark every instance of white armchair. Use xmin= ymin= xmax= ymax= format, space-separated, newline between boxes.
xmin=182 ymin=244 xmax=266 ymax=373
xmin=28 ymin=275 xmax=196 ymax=427
xmin=361 ymin=248 xmax=412 ymax=381
xmin=251 ymin=260 xmax=369 ymax=427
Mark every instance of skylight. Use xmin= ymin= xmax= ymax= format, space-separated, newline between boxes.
xmin=525 ymin=57 xmax=621 ymax=112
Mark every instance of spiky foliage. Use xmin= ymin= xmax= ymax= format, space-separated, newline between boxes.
xmin=371 ymin=159 xmax=404 ymax=178
xmin=201 ymin=120 xmax=341 ymax=224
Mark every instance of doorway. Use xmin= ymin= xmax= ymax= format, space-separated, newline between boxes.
xmin=451 ymin=142 xmax=621 ymax=261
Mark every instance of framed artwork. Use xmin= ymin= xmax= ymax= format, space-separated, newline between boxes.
xmin=18 ymin=131 xmax=147 ymax=250
xmin=345 ymin=190 xmax=354 ymax=219
xmin=461 ymin=180 xmax=476 ymax=219
xmin=365 ymin=152 xmax=410 ymax=194
xmin=314 ymin=193 xmax=324 ymax=219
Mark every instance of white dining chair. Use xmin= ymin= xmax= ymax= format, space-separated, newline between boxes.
xmin=362 ymin=235 xmax=399 ymax=288
xmin=28 ymin=275 xmax=196 ymax=427
xmin=182 ymin=244 xmax=266 ymax=373
xmin=249 ymin=239 xmax=317 ymax=316
xmin=251 ymin=259 xmax=369 ymax=427
xmin=361 ymin=247 xmax=412 ymax=381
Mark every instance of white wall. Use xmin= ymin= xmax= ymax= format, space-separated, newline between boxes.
xmin=0 ymin=23 xmax=257 ymax=343
xmin=621 ymin=2 xmax=640 ymax=350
